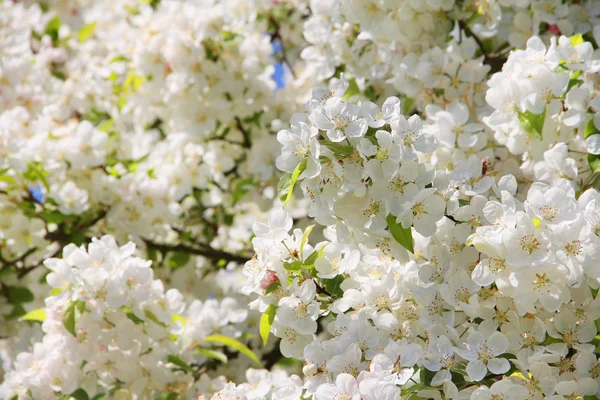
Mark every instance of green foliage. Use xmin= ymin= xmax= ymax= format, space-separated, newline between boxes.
xmin=386 ymin=214 xmax=414 ymax=253
xmin=260 ymin=304 xmax=277 ymax=346
xmin=322 ymin=275 xmax=344 ymax=297
xmin=167 ymin=355 xmax=195 ymax=375
xmin=69 ymin=389 xmax=90 ymax=400
xmin=518 ymin=108 xmax=546 ymax=140
xmin=195 ymin=347 xmax=228 ymax=363
xmin=203 ymin=334 xmax=262 ymax=366
xmin=279 ymin=158 xmax=307 ymax=206
xmin=78 ymin=22 xmax=97 ymax=42
xmin=63 ymin=300 xmax=85 ymax=337
xmin=24 ymin=162 xmax=50 ymax=190
xmin=20 ymin=308 xmax=46 ymax=322
xmin=44 ymin=16 xmax=61 ymax=44
xmin=168 ymin=251 xmax=190 ymax=269
xmin=6 ymin=286 xmax=34 ymax=303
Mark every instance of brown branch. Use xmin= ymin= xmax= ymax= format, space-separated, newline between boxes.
xmin=234 ymin=117 xmax=252 ymax=149
xmin=0 ymin=247 xmax=37 ymax=272
xmin=145 ymin=241 xmax=251 ymax=264
xmin=268 ymin=16 xmax=297 ymax=79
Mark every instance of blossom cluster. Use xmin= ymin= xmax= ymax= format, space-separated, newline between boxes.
xmin=237 ymin=77 xmax=600 ymax=399
xmin=1 ymin=0 xmax=600 ymax=399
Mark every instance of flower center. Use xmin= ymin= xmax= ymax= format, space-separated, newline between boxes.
xmin=538 ymin=205 xmax=558 ymax=221
xmin=520 ymin=234 xmax=541 ymax=254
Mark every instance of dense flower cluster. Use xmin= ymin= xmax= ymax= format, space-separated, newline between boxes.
xmin=239 ymin=76 xmax=600 ymax=399
xmin=1 ymin=0 xmax=600 ymax=399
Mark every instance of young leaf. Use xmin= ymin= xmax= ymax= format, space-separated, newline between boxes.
xmin=203 ymin=334 xmax=262 ymax=367
xmin=20 ymin=308 xmax=46 ymax=322
xmin=78 ymin=22 xmax=97 ymax=42
xmin=63 ymin=300 xmax=85 ymax=337
xmin=168 ymin=251 xmax=190 ymax=269
xmin=171 ymin=313 xmax=187 ymax=326
xmin=518 ymin=108 xmax=546 ymax=140
xmin=282 ymin=159 xmax=307 ymax=206
xmin=6 ymin=286 xmax=34 ymax=303
xmin=570 ymin=34 xmax=584 ymax=46
xmin=265 ymin=280 xmax=281 ymax=294
xmin=386 ymin=214 xmax=414 ymax=253
xmin=322 ymin=275 xmax=345 ymax=297
xmin=144 ymin=309 xmax=167 ymax=327
xmin=167 ymin=355 xmax=195 ymax=374
xmin=342 ymin=78 xmax=360 ymax=100
xmin=303 ymin=244 xmax=326 ymax=269
xmin=300 ymin=225 xmax=314 ymax=260
xmin=195 ymin=347 xmax=228 ymax=363
xmin=260 ymin=304 xmax=277 ymax=346
xmin=277 ymin=172 xmax=292 ymax=203
xmin=44 ymin=16 xmax=61 ymax=44
xmin=69 ymin=389 xmax=90 ymax=400
xmin=283 ymin=260 xmax=302 ymax=273
xmin=585 ymin=119 xmax=599 ymax=139
xmin=588 ymin=153 xmax=600 ymax=174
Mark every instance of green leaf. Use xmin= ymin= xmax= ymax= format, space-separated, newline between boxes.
xmin=232 ymin=177 xmax=255 ymax=205
xmin=98 ymin=119 xmax=115 ymax=132
xmin=121 ymin=306 xmax=145 ymax=324
xmin=78 ymin=22 xmax=97 ymax=42
xmin=167 ymin=251 xmax=190 ymax=269
xmin=63 ymin=300 xmax=85 ymax=337
xmin=51 ymin=69 xmax=66 ymax=80
xmin=20 ymin=308 xmax=46 ymax=322
xmin=109 ymin=55 xmax=129 ymax=64
xmin=44 ymin=16 xmax=61 ymax=43
xmin=567 ymin=70 xmax=583 ymax=92
xmin=83 ymin=109 xmax=110 ymax=126
xmin=265 ymin=280 xmax=281 ymax=294
xmin=50 ymin=288 xmax=63 ymax=296
xmin=585 ymin=118 xmax=599 ymax=139
xmin=0 ymin=173 xmax=16 ymax=186
xmin=144 ymin=309 xmax=167 ymax=327
xmin=277 ymin=172 xmax=292 ymax=203
xmin=155 ymin=393 xmax=177 ymax=400
xmin=300 ymin=225 xmax=314 ymax=260
xmin=570 ymin=34 xmax=584 ymax=46
xmin=401 ymin=383 xmax=425 ymax=397
xmin=69 ymin=389 xmax=90 ymax=400
xmin=221 ymin=31 xmax=239 ymax=42
xmin=588 ymin=153 xmax=600 ymax=174
xmin=420 ymin=368 xmax=436 ymax=386
xmin=283 ymin=260 xmax=302 ymax=273
xmin=326 ymin=143 xmax=354 ymax=156
xmin=303 ymin=245 xmax=326 ymax=269
xmin=195 ymin=347 xmax=228 ymax=363
xmin=5 ymin=304 xmax=26 ymax=320
xmin=171 ymin=313 xmax=186 ymax=326
xmin=260 ymin=304 xmax=277 ymax=346
xmin=386 ymin=214 xmax=414 ymax=253
xmin=322 ymin=275 xmax=344 ymax=297
xmin=518 ymin=108 xmax=546 ymax=140
xmin=403 ymin=97 xmax=415 ymax=115
xmin=41 ymin=209 xmax=70 ymax=225
xmin=23 ymin=162 xmax=50 ymax=190
xmin=203 ymin=334 xmax=262 ymax=367
xmin=167 ymin=355 xmax=195 ymax=374
xmin=281 ymin=158 xmax=307 ymax=206
xmin=6 ymin=286 xmax=34 ymax=303
xmin=342 ymin=78 xmax=360 ymax=100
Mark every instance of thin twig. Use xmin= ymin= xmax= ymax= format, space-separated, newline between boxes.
xmin=234 ymin=117 xmax=252 ymax=149
xmin=145 ymin=241 xmax=250 ymax=264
